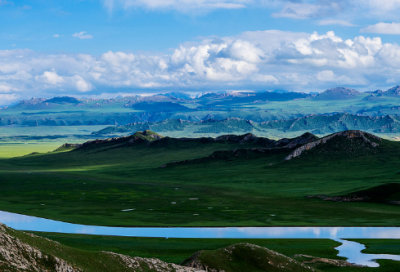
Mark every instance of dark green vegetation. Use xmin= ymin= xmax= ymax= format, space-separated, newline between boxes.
xmin=310 ymin=184 xmax=400 ymax=205
xmin=0 ymin=129 xmax=399 ymax=227
xmin=346 ymin=184 xmax=400 ymax=204
xmin=350 ymin=240 xmax=400 ymax=255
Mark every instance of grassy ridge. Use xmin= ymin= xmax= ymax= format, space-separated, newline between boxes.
xmin=31 ymin=233 xmax=343 ymax=264
xmin=28 ymin=233 xmax=400 ymax=271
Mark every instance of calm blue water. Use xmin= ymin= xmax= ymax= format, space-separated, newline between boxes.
xmin=1 ymin=210 xmax=399 ymax=267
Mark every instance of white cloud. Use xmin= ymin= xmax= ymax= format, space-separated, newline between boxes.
xmin=0 ymin=94 xmax=18 ymax=106
xmin=71 ymin=75 xmax=93 ymax=92
xmin=361 ymin=22 xmax=400 ymax=34
xmin=3 ymin=30 xmax=400 ymax=102
xmin=35 ymin=71 xmax=65 ymax=85
xmin=316 ymin=70 xmax=366 ymax=85
xmin=387 ymin=78 xmax=396 ymax=84
xmin=272 ymin=1 xmax=348 ymax=20
xmin=72 ymin=31 xmax=93 ymax=40
xmin=0 ymin=84 xmax=13 ymax=93
xmin=252 ymin=74 xmax=279 ymax=83
xmin=53 ymin=34 xmax=60 ymax=38
xmin=318 ymin=19 xmax=355 ymax=26
xmin=104 ymin=0 xmax=248 ymax=12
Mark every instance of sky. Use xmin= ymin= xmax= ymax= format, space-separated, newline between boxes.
xmin=2 ymin=0 xmax=400 ymax=104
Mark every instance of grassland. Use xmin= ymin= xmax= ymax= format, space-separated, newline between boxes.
xmin=0 ymin=131 xmax=399 ymax=227
xmin=0 ymin=142 xmax=65 ymax=158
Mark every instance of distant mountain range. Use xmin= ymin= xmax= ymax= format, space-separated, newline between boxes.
xmin=1 ymin=86 xmax=400 ymax=136
xmin=93 ymin=113 xmax=400 ymax=136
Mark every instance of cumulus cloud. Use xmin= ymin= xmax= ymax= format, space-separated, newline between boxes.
xmin=72 ymin=31 xmax=93 ymax=40
xmin=2 ymin=30 xmax=400 ymax=102
xmin=361 ymin=22 xmax=400 ymax=34
xmin=316 ymin=70 xmax=366 ymax=85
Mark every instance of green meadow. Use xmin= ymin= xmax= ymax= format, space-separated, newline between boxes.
xmin=0 ymin=131 xmax=399 ymax=227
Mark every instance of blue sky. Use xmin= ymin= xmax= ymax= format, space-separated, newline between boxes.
xmin=1 ymin=0 xmax=400 ymax=103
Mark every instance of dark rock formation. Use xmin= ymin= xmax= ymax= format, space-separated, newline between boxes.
xmin=285 ymin=130 xmax=381 ymax=160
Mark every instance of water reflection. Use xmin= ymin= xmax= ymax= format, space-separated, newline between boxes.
xmin=336 ymin=239 xmax=400 ymax=267
xmin=0 ymin=210 xmax=399 ymax=267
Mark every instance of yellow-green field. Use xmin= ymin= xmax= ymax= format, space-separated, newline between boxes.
xmin=0 ymin=143 xmax=63 ymax=158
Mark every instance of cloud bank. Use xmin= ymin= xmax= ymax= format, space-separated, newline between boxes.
xmin=1 ymin=30 xmax=400 ymax=102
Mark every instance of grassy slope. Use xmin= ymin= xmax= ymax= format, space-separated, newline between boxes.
xmin=0 ymin=133 xmax=399 ymax=226
xmin=28 ymin=233 xmax=400 ymax=271
xmin=31 ymin=233 xmax=343 ymax=264
xmin=3 ymin=226 xmax=135 ymax=272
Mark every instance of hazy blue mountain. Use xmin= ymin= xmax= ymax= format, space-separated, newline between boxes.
xmin=314 ymin=87 xmax=361 ymax=100
xmin=45 ymin=96 xmax=81 ymax=104
xmin=384 ymin=85 xmax=400 ymax=96
xmin=93 ymin=113 xmax=400 ymax=137
xmin=1 ymin=85 xmax=400 ymax=129
xmin=271 ymin=89 xmax=291 ymax=93
xmin=160 ymin=92 xmax=193 ymax=100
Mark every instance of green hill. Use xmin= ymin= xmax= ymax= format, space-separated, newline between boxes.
xmin=182 ymin=243 xmax=321 ymax=272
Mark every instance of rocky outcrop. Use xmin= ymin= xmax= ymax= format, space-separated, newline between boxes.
xmin=54 ymin=143 xmax=83 ymax=151
xmin=294 ymin=254 xmax=365 ymax=267
xmin=285 ymin=130 xmax=381 ymax=160
xmin=77 ymin=130 xmax=163 ymax=150
xmin=307 ymin=195 xmax=370 ymax=202
xmin=0 ymin=223 xmax=206 ymax=272
xmin=107 ymin=252 xmax=205 ymax=272
xmin=0 ymin=223 xmax=80 ymax=272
